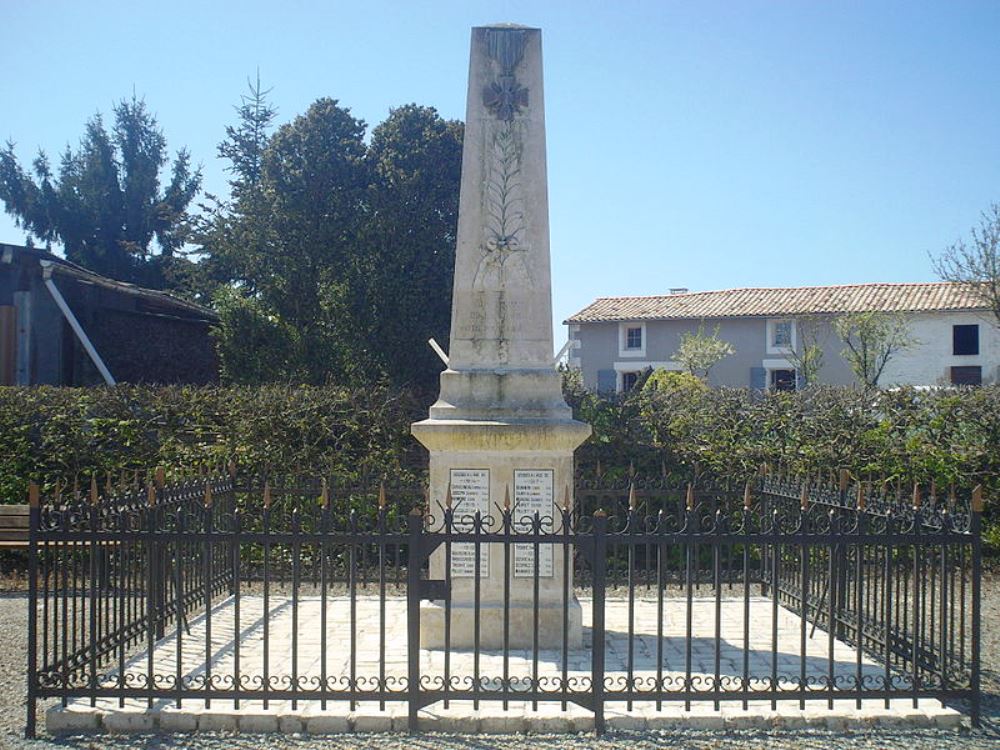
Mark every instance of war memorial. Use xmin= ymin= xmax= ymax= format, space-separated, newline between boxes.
xmin=30 ymin=26 xmax=980 ymax=737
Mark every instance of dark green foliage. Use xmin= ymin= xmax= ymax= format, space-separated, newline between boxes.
xmin=361 ymin=105 xmax=463 ymax=397
xmin=0 ymin=96 xmax=201 ymax=287
xmin=0 ymin=384 xmax=424 ymax=504
xmin=1 ymin=381 xmax=996 ymax=546
xmin=198 ymin=85 xmax=463 ymax=394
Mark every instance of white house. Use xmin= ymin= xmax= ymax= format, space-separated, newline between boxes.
xmin=564 ymin=283 xmax=999 ymax=392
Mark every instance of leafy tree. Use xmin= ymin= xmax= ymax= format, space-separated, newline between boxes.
xmin=833 ymin=311 xmax=914 ymax=388
xmin=0 ymin=96 xmax=201 ymax=286
xmin=200 ymin=94 xmax=370 ymax=384
xmin=933 ymin=203 xmax=1000 ymax=326
xmin=211 ymin=288 xmax=298 ymax=385
xmin=194 ymin=74 xmax=278 ymax=299
xmin=361 ymin=104 xmax=463 ymax=396
xmin=202 ymin=89 xmax=463 ymax=392
xmin=786 ymin=315 xmax=828 ymax=387
xmin=673 ymin=323 xmax=734 ymax=379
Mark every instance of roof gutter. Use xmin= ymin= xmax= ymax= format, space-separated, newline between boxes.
xmin=39 ymin=261 xmax=116 ymax=385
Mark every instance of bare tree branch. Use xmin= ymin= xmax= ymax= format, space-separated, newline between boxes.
xmin=932 ymin=202 xmax=1000 ymax=327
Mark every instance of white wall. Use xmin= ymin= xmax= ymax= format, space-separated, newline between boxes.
xmin=880 ymin=311 xmax=1000 ymax=386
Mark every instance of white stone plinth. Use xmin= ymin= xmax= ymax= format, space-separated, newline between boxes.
xmin=420 ymin=597 xmax=582 ymax=649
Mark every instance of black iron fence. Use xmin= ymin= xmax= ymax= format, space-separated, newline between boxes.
xmin=25 ymin=471 xmax=982 ymax=736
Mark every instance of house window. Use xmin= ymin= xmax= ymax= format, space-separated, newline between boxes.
xmin=773 ymin=321 xmax=792 ymax=348
xmin=770 ymin=368 xmax=796 ymax=392
xmin=618 ymin=322 xmax=646 ymax=357
xmin=621 ymin=371 xmax=641 ymax=392
xmin=951 ymin=366 xmax=982 ymax=386
xmin=766 ymin=319 xmax=795 ymax=354
xmin=953 ymin=324 xmax=979 ymax=356
xmin=625 ymin=326 xmax=643 ymax=350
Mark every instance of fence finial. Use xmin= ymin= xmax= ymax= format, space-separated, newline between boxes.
xmin=628 ymin=482 xmax=637 ymax=510
xmin=743 ymin=480 xmax=752 ymax=510
xmin=263 ymin=482 xmax=272 ymax=509
xmin=503 ymin=484 xmax=511 ymax=511
xmin=105 ymin=472 xmax=113 ymax=496
xmin=972 ymin=485 xmax=983 ymax=513
xmin=595 ymin=458 xmax=603 ymax=478
xmin=563 ymin=484 xmax=571 ymax=512
xmin=28 ymin=483 xmax=39 ymax=508
xmin=204 ymin=481 xmax=213 ymax=508
xmin=838 ymin=469 xmax=850 ymax=493
xmin=228 ymin=460 xmax=237 ymax=481
xmin=912 ymin=483 xmax=921 ymax=509
xmin=155 ymin=467 xmax=166 ymax=489
xmin=445 ymin=482 xmax=453 ymax=509
xmin=628 ymin=461 xmax=635 ymax=479
xmin=90 ymin=475 xmax=99 ymax=505
xmin=378 ymin=481 xmax=387 ymax=510
xmin=320 ymin=478 xmax=329 ymax=509
xmin=685 ymin=483 xmax=694 ymax=512
xmin=147 ymin=482 xmax=156 ymax=507
xmin=54 ymin=480 xmax=62 ymax=504
xmin=799 ymin=481 xmax=809 ymax=511
xmin=856 ymin=482 xmax=866 ymax=510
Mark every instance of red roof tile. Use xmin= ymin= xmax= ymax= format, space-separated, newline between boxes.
xmin=565 ymin=283 xmax=987 ymax=323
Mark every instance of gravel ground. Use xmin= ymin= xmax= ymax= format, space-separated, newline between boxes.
xmin=1 ymin=575 xmax=997 ymax=750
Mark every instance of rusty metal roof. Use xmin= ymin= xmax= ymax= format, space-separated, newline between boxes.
xmin=565 ymin=283 xmax=988 ymax=324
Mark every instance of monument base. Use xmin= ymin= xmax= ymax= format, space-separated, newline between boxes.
xmin=420 ymin=597 xmax=583 ymax=649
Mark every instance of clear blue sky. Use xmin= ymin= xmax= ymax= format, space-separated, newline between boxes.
xmin=2 ymin=1 xmax=999 ymax=340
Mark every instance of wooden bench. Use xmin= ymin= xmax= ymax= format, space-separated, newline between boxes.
xmin=0 ymin=504 xmax=29 ymax=548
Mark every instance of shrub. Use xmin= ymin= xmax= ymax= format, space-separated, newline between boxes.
xmin=0 ymin=384 xmax=425 ymax=502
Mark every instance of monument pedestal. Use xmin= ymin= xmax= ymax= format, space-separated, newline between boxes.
xmin=412 ymin=416 xmax=590 ymax=649
xmin=420 ymin=598 xmax=583 ymax=649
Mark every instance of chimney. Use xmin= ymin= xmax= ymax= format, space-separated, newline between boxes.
xmin=669 ymin=287 xmax=689 ymax=295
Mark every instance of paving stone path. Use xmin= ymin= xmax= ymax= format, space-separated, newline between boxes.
xmin=47 ymin=595 xmax=961 ymax=734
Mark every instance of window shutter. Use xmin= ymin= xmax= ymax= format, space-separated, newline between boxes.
xmin=597 ymin=369 xmax=617 ymax=393
xmin=750 ymin=367 xmax=766 ymax=391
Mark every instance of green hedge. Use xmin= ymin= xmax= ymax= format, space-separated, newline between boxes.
xmin=0 ymin=384 xmax=425 ymax=502
xmin=566 ymin=373 xmax=1000 ymax=496
xmin=2 ymin=381 xmax=997 ymax=507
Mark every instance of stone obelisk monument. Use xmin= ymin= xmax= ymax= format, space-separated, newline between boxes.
xmin=412 ymin=25 xmax=591 ymax=648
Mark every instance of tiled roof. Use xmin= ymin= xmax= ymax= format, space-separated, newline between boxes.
xmin=565 ymin=283 xmax=987 ymax=324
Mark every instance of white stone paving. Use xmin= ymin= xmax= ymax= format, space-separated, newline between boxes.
xmin=47 ymin=594 xmax=963 ymax=734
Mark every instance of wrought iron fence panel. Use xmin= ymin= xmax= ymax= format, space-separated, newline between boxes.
xmin=25 ymin=471 xmax=982 ymax=737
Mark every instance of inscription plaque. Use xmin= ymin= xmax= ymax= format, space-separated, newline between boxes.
xmin=449 ymin=468 xmax=490 ymax=578
xmin=513 ymin=469 xmax=554 ymax=578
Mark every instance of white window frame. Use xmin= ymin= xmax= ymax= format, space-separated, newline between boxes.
xmin=766 ymin=319 xmax=795 ymax=355
xmin=619 ymin=370 xmax=642 ymax=393
xmin=618 ymin=321 xmax=646 ymax=358
xmin=762 ymin=358 xmax=797 ymax=392
xmin=613 ymin=360 xmax=682 ymax=392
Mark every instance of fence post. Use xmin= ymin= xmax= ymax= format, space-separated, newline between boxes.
xmin=834 ymin=470 xmax=851 ymax=639
xmin=591 ymin=510 xmax=608 ymax=735
xmin=407 ymin=507 xmax=424 ymax=732
xmin=970 ymin=486 xmax=982 ymax=727
xmin=25 ymin=483 xmax=40 ymax=739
